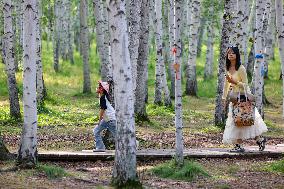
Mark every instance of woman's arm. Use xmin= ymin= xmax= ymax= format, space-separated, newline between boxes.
xmin=236 ymin=65 xmax=248 ymax=89
xmin=222 ymin=75 xmax=230 ymax=100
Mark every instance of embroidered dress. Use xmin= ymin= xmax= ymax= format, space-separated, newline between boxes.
xmin=222 ymin=65 xmax=268 ymax=144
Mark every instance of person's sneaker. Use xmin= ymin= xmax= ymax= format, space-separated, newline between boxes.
xmin=93 ymin=148 xmax=106 ymax=152
xmin=229 ymin=144 xmax=245 ymax=153
xmin=256 ymin=137 xmax=267 ymax=151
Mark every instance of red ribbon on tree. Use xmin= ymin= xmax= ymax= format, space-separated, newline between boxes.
xmin=172 ymin=47 xmax=177 ymax=54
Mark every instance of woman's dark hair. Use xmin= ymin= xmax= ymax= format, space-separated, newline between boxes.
xmin=226 ymin=46 xmax=241 ymax=71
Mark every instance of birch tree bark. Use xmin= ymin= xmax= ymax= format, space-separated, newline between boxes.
xmin=18 ymin=0 xmax=38 ymax=168
xmin=53 ymin=0 xmax=62 ymax=72
xmin=174 ymin=0 xmax=184 ymax=166
xmin=275 ymin=0 xmax=284 ymax=118
xmin=169 ymin=0 xmax=176 ymax=98
xmin=154 ymin=0 xmax=163 ymax=105
xmin=3 ymin=0 xmax=21 ymax=118
xmin=93 ymin=0 xmax=109 ymax=81
xmin=80 ymin=0 xmax=91 ymax=93
xmin=127 ymin=0 xmax=141 ymax=96
xmin=185 ymin=0 xmax=201 ymax=96
xmin=235 ymin=0 xmax=250 ymax=65
xmin=265 ymin=0 xmax=276 ymax=62
xmin=253 ymin=0 xmax=266 ymax=118
xmin=215 ymin=0 xmax=234 ymax=126
xmin=107 ymin=0 xmax=140 ymax=186
xmin=135 ymin=0 xmax=150 ymax=120
xmin=204 ymin=19 xmax=214 ymax=79
xmin=35 ymin=0 xmax=46 ymax=105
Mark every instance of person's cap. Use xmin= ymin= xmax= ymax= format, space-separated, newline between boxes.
xmin=98 ymin=80 xmax=109 ymax=93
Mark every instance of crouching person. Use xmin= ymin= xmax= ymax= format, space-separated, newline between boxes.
xmin=93 ymin=81 xmax=116 ymax=152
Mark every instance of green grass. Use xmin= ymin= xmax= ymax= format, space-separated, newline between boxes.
xmin=262 ymin=159 xmax=284 ymax=174
xmin=151 ymin=159 xmax=209 ymax=181
xmin=36 ymin=163 xmax=68 ymax=179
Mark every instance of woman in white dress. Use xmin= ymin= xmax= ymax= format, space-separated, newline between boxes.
xmin=222 ymin=46 xmax=268 ymax=152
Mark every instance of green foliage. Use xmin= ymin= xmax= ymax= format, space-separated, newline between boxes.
xmin=151 ymin=159 xmax=209 ymax=181
xmin=36 ymin=164 xmax=68 ymax=179
xmin=262 ymin=159 xmax=284 ymax=174
xmin=111 ymin=178 xmax=143 ymax=189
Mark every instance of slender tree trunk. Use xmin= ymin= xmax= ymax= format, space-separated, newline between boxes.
xmin=35 ymin=1 xmax=45 ymax=105
xmin=53 ymin=1 xmax=61 ymax=72
xmin=3 ymin=0 xmax=21 ymax=119
xmin=196 ymin=17 xmax=205 ymax=58
xmin=215 ymin=0 xmax=234 ymax=126
xmin=18 ymin=0 xmax=38 ymax=168
xmin=127 ymin=0 xmax=142 ymax=97
xmin=169 ymin=0 xmax=176 ymax=98
xmin=80 ymin=0 xmax=91 ymax=93
xmin=93 ymin=0 xmax=109 ymax=81
xmin=154 ymin=0 xmax=163 ymax=105
xmin=174 ymin=0 xmax=184 ymax=166
xmin=107 ymin=0 xmax=140 ymax=186
xmin=135 ymin=0 xmax=150 ymax=120
xmin=185 ymin=0 xmax=201 ymax=96
xmin=245 ymin=0 xmax=256 ymax=69
xmin=204 ymin=19 xmax=214 ymax=79
xmin=253 ymin=0 xmax=266 ymax=118
xmin=236 ymin=0 xmax=250 ymax=65
xmin=275 ymin=0 xmax=284 ymax=118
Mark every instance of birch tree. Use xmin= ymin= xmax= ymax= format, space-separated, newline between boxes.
xmin=107 ymin=0 xmax=140 ymax=186
xmin=154 ymin=0 xmax=171 ymax=106
xmin=169 ymin=0 xmax=176 ymax=98
xmin=235 ymin=0 xmax=250 ymax=65
xmin=18 ymin=0 xmax=38 ymax=168
xmin=80 ymin=0 xmax=91 ymax=93
xmin=253 ymin=0 xmax=266 ymax=118
xmin=204 ymin=6 xmax=214 ymax=79
xmin=35 ymin=1 xmax=46 ymax=105
xmin=135 ymin=0 xmax=150 ymax=120
xmin=93 ymin=0 xmax=109 ymax=81
xmin=174 ymin=0 xmax=184 ymax=166
xmin=127 ymin=0 xmax=141 ymax=96
xmin=185 ymin=0 xmax=201 ymax=96
xmin=275 ymin=0 xmax=284 ymax=118
xmin=215 ymin=0 xmax=234 ymax=126
xmin=53 ymin=0 xmax=62 ymax=72
xmin=3 ymin=0 xmax=21 ymax=118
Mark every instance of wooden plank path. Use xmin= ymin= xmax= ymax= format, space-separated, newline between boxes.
xmin=36 ymin=144 xmax=284 ymax=161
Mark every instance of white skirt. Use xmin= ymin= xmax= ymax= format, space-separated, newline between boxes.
xmin=222 ymin=102 xmax=268 ymax=144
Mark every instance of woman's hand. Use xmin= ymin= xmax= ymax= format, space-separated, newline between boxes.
xmin=226 ymin=75 xmax=237 ymax=85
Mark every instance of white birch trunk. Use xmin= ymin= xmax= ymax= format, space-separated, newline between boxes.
xmin=253 ymin=0 xmax=266 ymax=117
xmin=154 ymin=0 xmax=163 ymax=105
xmin=236 ymin=0 xmax=250 ymax=65
xmin=204 ymin=19 xmax=214 ymax=79
xmin=93 ymin=0 xmax=109 ymax=81
xmin=265 ymin=0 xmax=276 ymax=62
xmin=135 ymin=0 xmax=150 ymax=120
xmin=103 ymin=0 xmax=112 ymax=80
xmin=174 ymin=0 xmax=184 ymax=166
xmin=18 ymin=0 xmax=38 ymax=167
xmin=53 ymin=0 xmax=61 ymax=72
xmin=3 ymin=0 xmax=21 ymax=118
xmin=35 ymin=1 xmax=45 ymax=105
xmin=127 ymin=0 xmax=142 ymax=96
xmin=80 ymin=0 xmax=91 ymax=93
xmin=60 ymin=0 xmax=69 ymax=60
xmin=185 ymin=0 xmax=201 ymax=96
xmin=169 ymin=0 xmax=176 ymax=98
xmin=275 ymin=0 xmax=284 ymax=118
xmin=107 ymin=0 xmax=139 ymax=186
xmin=215 ymin=0 xmax=234 ymax=126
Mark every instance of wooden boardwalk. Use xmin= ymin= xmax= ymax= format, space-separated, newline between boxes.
xmin=36 ymin=144 xmax=284 ymax=161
